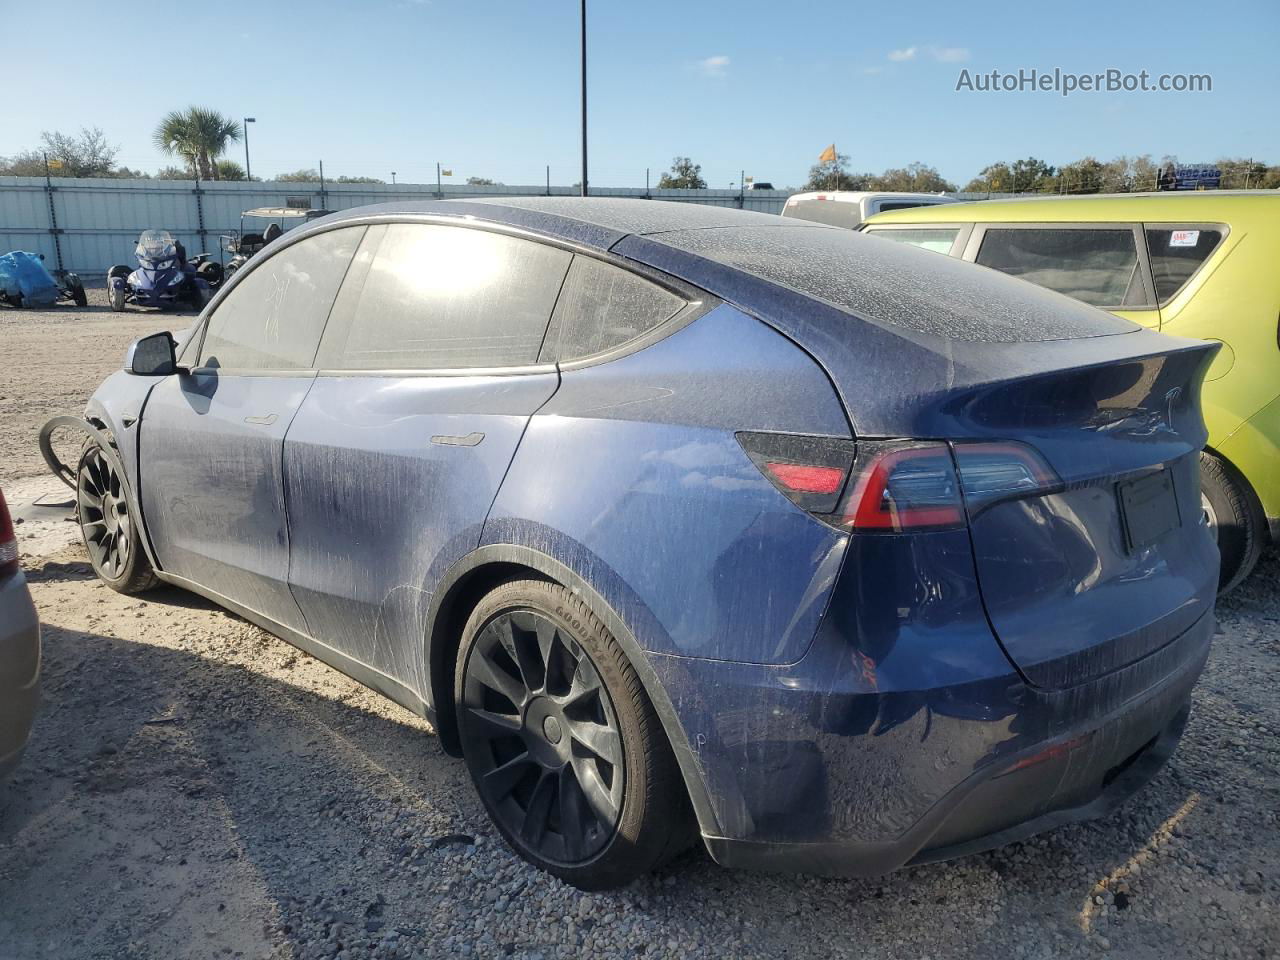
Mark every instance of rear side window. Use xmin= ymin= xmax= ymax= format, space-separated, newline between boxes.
xmin=781 ymin=199 xmax=861 ymax=229
xmin=199 ymin=226 xmax=363 ymax=370
xmin=876 ymin=201 xmax=936 ymax=213
xmin=330 ymin=224 xmax=570 ymax=370
xmin=539 ymin=256 xmax=685 ymax=362
xmin=975 ymin=228 xmax=1149 ymax=309
xmin=1145 ymin=227 xmax=1224 ymax=303
xmin=866 ymin=227 xmax=959 ymax=255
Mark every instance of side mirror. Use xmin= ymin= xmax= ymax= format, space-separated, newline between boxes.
xmin=125 ymin=332 xmax=180 ymax=376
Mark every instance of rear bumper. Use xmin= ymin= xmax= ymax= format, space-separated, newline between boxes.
xmin=0 ymin=572 xmax=41 ymax=780
xmin=678 ymin=601 xmax=1212 ymax=878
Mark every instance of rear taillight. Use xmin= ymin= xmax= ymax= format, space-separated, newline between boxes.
xmin=737 ymin=432 xmax=856 ymax=514
xmin=740 ymin=433 xmax=1059 ymax=533
xmin=0 ymin=488 xmax=18 ymax=577
xmin=841 ymin=441 xmax=965 ymax=531
xmin=952 ymin=441 xmax=1059 ymax=516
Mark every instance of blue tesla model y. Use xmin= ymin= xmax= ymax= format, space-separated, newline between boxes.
xmin=68 ymin=198 xmax=1217 ymax=889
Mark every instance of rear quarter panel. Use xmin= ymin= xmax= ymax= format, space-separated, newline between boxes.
xmin=482 ymin=304 xmax=852 ymax=666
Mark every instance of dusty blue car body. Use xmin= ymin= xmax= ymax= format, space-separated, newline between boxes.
xmin=80 ymin=198 xmax=1218 ymax=875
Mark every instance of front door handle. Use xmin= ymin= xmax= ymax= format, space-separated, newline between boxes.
xmin=244 ymin=414 xmax=279 ymax=426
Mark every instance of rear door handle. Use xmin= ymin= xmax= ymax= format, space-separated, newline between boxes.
xmin=244 ymin=414 xmax=279 ymax=426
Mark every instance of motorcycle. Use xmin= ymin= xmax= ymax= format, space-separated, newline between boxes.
xmin=106 ymin=230 xmax=220 ymax=312
xmin=0 ymin=250 xmax=87 ymax=308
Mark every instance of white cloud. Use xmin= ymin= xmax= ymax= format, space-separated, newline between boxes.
xmin=886 ymin=44 xmax=971 ymax=64
xmin=698 ymin=55 xmax=731 ymax=77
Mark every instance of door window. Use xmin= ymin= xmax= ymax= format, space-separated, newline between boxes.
xmin=975 ymin=227 xmax=1150 ymax=308
xmin=539 ymin=255 xmax=686 ymax=362
xmin=199 ymin=227 xmax=364 ymax=370
xmin=865 ymin=227 xmax=960 ymax=255
xmin=1144 ymin=227 xmax=1224 ymax=303
xmin=330 ymin=224 xmax=571 ymax=369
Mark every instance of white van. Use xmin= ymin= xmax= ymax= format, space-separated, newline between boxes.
xmin=781 ymin=191 xmax=960 ymax=229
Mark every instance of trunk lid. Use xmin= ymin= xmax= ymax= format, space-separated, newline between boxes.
xmin=956 ymin=346 xmax=1219 ymax=688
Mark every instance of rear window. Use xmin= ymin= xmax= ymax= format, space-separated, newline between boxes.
xmin=975 ymin=228 xmax=1150 ymax=309
xmin=651 ymin=225 xmax=1136 ymax=343
xmin=780 ymin=199 xmax=861 ymax=229
xmin=1145 ymin=227 xmax=1224 ymax=304
xmin=865 ymin=227 xmax=959 ymax=255
xmin=876 ymin=201 xmax=936 ymax=213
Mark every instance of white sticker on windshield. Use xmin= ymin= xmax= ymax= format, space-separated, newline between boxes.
xmin=1170 ymin=230 xmax=1200 ymax=247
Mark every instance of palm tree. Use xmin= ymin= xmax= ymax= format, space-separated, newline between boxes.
xmin=153 ymin=107 xmax=242 ymax=180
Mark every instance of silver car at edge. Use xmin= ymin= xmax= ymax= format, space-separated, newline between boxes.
xmin=0 ymin=485 xmax=40 ymax=779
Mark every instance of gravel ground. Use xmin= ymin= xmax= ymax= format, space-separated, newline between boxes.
xmin=1 ymin=298 xmax=1277 ymax=960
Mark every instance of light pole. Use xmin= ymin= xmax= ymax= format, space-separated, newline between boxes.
xmin=391 ymin=171 xmax=397 ymax=184
xmin=580 ymin=0 xmax=588 ymax=197
xmin=243 ymin=117 xmax=255 ymax=180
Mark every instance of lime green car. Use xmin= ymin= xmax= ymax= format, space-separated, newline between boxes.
xmin=862 ymin=192 xmax=1280 ymax=592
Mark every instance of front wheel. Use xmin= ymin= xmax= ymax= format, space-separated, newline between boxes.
xmin=1200 ymin=451 xmax=1265 ymax=595
xmin=455 ymin=579 xmax=691 ymax=890
xmin=108 ymin=283 xmax=127 ymax=312
xmin=77 ymin=441 xmax=158 ymax=594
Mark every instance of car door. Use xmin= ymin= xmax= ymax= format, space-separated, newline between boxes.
xmin=139 ymin=226 xmax=365 ymax=632
xmin=964 ymin=222 xmax=1161 ymax=328
xmin=283 ymin=222 xmax=571 ymax=689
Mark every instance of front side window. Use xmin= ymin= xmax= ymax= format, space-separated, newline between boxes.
xmin=540 ymin=256 xmax=686 ymax=362
xmin=975 ymin=227 xmax=1149 ymax=308
xmin=331 ymin=224 xmax=571 ymax=370
xmin=865 ymin=227 xmax=960 ymax=255
xmin=199 ymin=226 xmax=363 ymax=370
xmin=1145 ymin=227 xmax=1224 ymax=304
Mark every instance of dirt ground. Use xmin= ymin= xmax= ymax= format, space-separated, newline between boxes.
xmin=1 ymin=294 xmax=1277 ymax=960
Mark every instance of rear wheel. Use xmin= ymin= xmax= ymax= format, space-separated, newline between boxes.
xmin=69 ymin=278 xmax=88 ymax=307
xmin=1200 ymin=451 xmax=1265 ymax=595
xmin=77 ymin=440 xmax=158 ymax=594
xmin=455 ymin=579 xmax=690 ymax=890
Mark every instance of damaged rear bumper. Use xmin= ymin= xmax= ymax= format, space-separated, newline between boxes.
xmin=687 ymin=609 xmax=1212 ymax=878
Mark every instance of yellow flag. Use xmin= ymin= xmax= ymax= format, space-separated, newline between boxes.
xmin=47 ymin=158 xmax=64 ymax=169
xmin=818 ymin=144 xmax=837 ymax=165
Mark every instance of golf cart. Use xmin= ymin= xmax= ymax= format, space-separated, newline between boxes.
xmin=221 ymin=207 xmax=333 ymax=279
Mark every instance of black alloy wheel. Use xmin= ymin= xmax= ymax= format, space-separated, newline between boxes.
xmin=78 ymin=443 xmax=133 ymax=580
xmin=460 ymin=607 xmax=625 ymax=865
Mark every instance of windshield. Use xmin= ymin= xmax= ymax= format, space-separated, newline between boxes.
xmin=136 ymin=229 xmax=177 ymax=261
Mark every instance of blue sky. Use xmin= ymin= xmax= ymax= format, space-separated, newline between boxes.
xmin=4 ymin=0 xmax=1276 ymax=188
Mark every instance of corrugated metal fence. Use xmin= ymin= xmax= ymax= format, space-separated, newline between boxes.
xmin=0 ymin=177 xmax=797 ymax=276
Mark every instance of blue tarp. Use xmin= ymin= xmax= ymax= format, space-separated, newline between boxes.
xmin=0 ymin=251 xmax=61 ymax=305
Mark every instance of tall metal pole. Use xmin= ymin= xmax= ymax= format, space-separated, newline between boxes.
xmin=580 ymin=0 xmax=588 ymax=197
xmin=437 ymin=162 xmax=443 ymax=198
xmin=243 ymin=117 xmax=255 ymax=180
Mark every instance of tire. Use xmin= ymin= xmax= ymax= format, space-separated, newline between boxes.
xmin=196 ymin=260 xmax=223 ymax=286
xmin=108 ymin=283 xmax=126 ymax=312
xmin=1200 ymin=451 xmax=1265 ymax=595
xmin=70 ymin=279 xmax=88 ymax=307
xmin=454 ymin=579 xmax=691 ymax=890
xmin=76 ymin=439 xmax=159 ymax=594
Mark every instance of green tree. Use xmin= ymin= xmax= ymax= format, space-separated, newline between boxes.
xmin=276 ymin=169 xmax=322 ymax=182
xmin=963 ymin=157 xmax=1055 ymax=194
xmin=335 ymin=175 xmax=384 ymax=184
xmin=153 ymin=107 xmax=243 ymax=180
xmin=155 ymin=166 xmax=194 ymax=180
xmin=1055 ymin=156 xmax=1106 ymax=194
xmin=466 ymin=176 xmax=501 ymax=186
xmin=0 ymin=127 xmax=134 ymax=178
xmin=657 ymin=156 xmax=707 ymax=189
xmin=215 ymin=159 xmax=248 ymax=181
xmin=871 ymin=162 xmax=956 ymax=192
xmin=801 ymin=151 xmax=871 ymax=191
